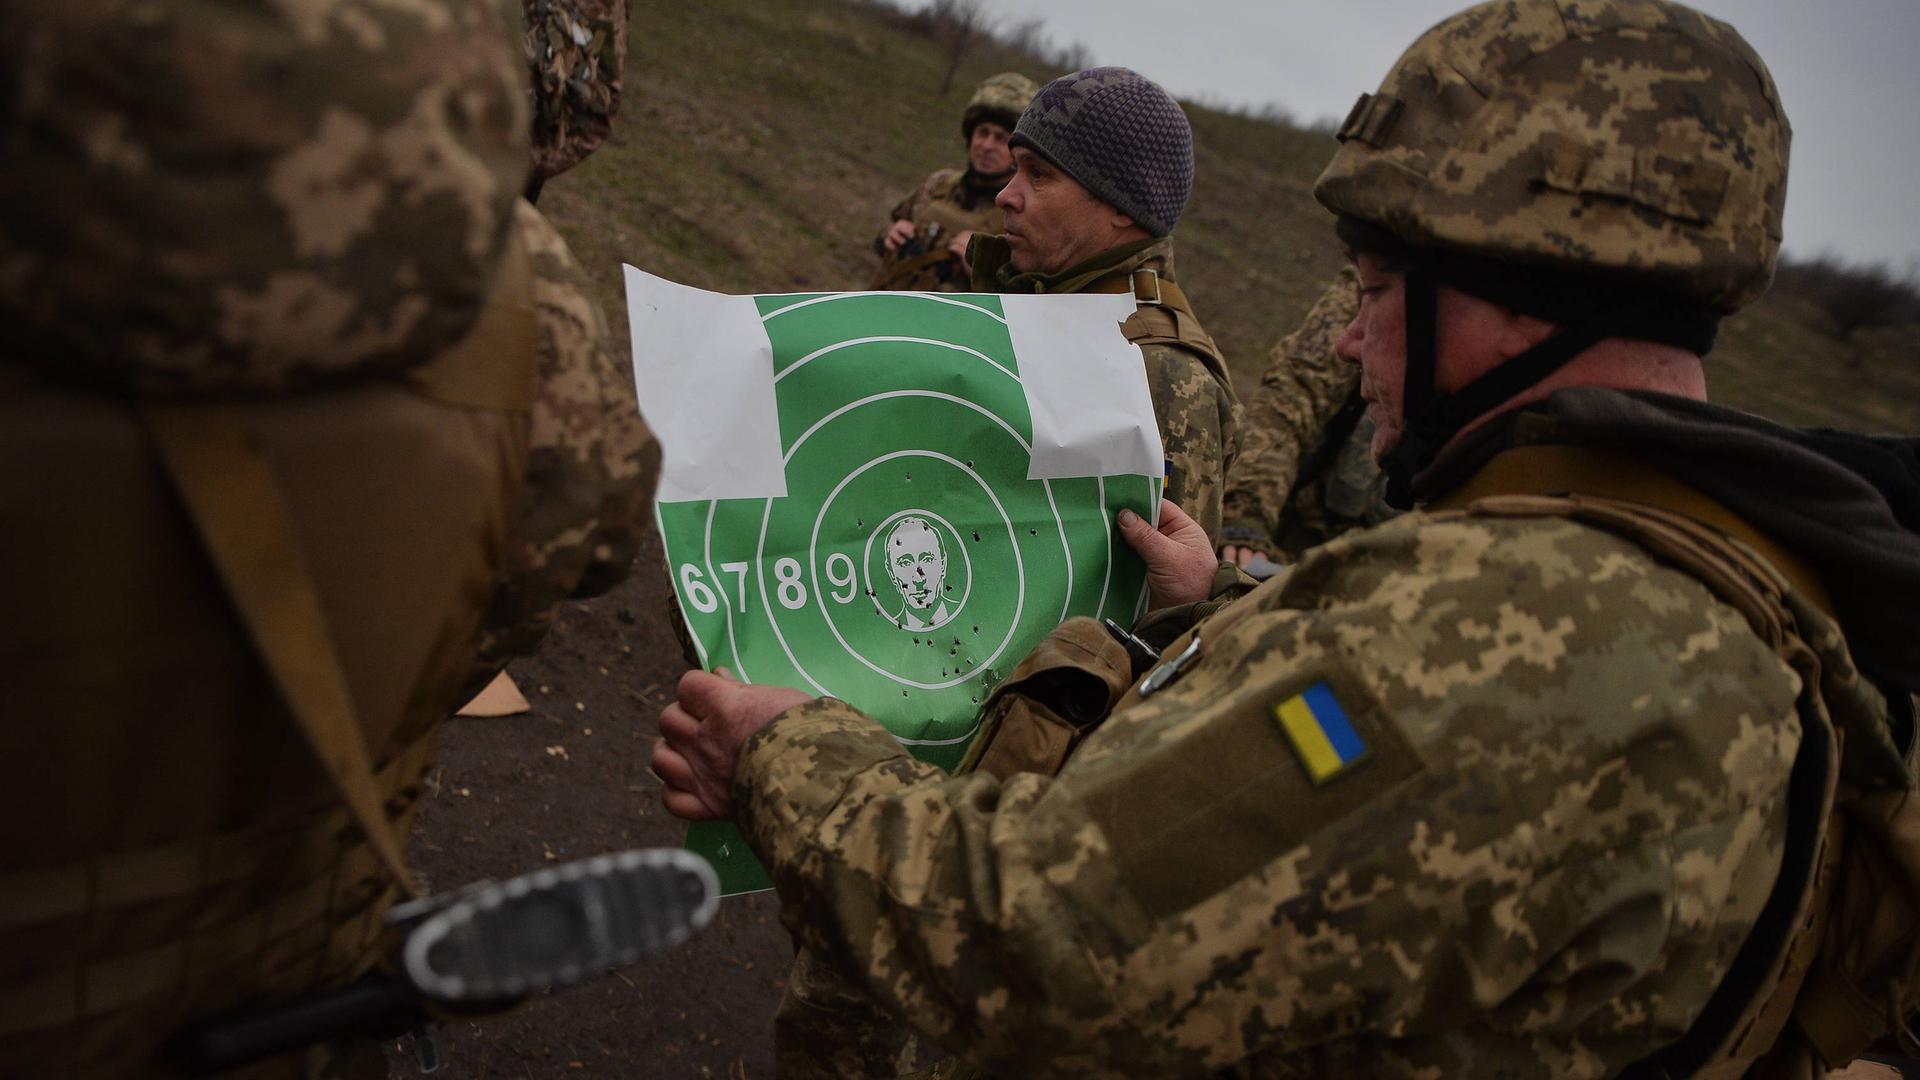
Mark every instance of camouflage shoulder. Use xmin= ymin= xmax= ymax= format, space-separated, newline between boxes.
xmin=890 ymin=168 xmax=966 ymax=221
xmin=735 ymin=698 xmax=942 ymax=870
xmin=923 ymin=167 xmax=969 ymax=199
xmin=1050 ymin=509 xmax=1803 ymax=1072
xmin=470 ymin=200 xmax=653 ymax=675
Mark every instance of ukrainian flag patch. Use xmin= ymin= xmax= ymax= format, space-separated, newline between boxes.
xmin=1274 ymin=681 xmax=1368 ymax=784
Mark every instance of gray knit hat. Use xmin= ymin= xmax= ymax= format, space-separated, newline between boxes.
xmin=1009 ymin=67 xmax=1194 ymax=237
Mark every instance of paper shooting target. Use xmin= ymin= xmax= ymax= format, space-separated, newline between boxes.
xmin=653 ymin=291 xmax=1160 ymax=773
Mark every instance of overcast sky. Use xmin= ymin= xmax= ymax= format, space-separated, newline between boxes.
xmin=904 ymin=0 xmax=1920 ymax=271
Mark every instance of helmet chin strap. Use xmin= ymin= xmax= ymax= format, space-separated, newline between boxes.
xmin=1379 ymin=269 xmax=1439 ymax=509
xmin=1377 ymin=269 xmax=1639 ymax=509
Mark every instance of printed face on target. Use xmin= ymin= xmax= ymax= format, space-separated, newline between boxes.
xmin=885 ymin=517 xmax=949 ymax=629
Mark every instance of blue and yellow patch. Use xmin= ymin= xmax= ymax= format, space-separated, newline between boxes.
xmin=1274 ymin=681 xmax=1368 ymax=784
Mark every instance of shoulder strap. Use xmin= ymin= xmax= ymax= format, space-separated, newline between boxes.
xmin=1459 ymin=492 xmax=1845 ymax=1080
xmin=141 ymin=403 xmax=425 ymax=899
xmin=1116 ymin=268 xmax=1230 ymax=384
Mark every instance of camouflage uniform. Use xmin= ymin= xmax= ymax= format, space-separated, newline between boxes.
xmin=1219 ymin=269 xmax=1396 ymax=561
xmin=729 ymin=3 xmax=1920 ymax=1076
xmin=970 ymin=233 xmax=1239 ymax=542
xmin=737 ymin=438 xmax=1800 ymax=1076
xmin=468 ymin=199 xmax=656 ymax=683
xmin=870 ymin=72 xmax=1035 ymax=293
xmin=871 ymin=169 xmax=1010 ymax=292
xmin=523 ymin=0 xmax=630 ymax=187
xmin=0 ymin=0 xmax=640 ymax=1073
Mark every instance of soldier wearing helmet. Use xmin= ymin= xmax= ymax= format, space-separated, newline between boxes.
xmin=870 ymin=72 xmax=1035 ymax=292
xmin=654 ymin=3 xmax=1920 ymax=1076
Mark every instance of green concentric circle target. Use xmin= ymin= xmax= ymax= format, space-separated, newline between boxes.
xmin=657 ymin=291 xmax=1157 ymax=774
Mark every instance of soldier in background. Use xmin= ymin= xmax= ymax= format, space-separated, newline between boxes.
xmin=1217 ymin=269 xmax=1395 ymax=571
xmin=654 ymin=2 xmax=1920 ymax=1075
xmin=870 ymin=72 xmax=1036 ymax=292
xmin=0 ymin=0 xmax=640 ymax=1073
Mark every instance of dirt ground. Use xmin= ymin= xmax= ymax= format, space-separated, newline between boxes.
xmin=384 ymin=527 xmax=793 ymax=1078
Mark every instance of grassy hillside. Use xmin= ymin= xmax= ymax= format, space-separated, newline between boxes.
xmin=542 ymin=0 xmax=1919 ymax=433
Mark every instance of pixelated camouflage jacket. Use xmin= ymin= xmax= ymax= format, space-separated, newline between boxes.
xmin=1220 ymin=269 xmax=1395 ymax=559
xmin=732 ymin=389 xmax=1920 ymax=1078
xmin=970 ymin=234 xmax=1240 ymax=543
xmin=872 ymin=169 xmax=1010 ymax=292
xmin=468 ymin=199 xmax=655 ymax=685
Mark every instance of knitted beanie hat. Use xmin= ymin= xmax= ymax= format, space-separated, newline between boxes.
xmin=1009 ymin=67 xmax=1194 ymax=237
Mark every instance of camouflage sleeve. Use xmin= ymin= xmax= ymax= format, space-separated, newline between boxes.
xmin=1220 ymin=269 xmax=1361 ymax=541
xmin=774 ymin=945 xmax=918 ymax=1079
xmin=734 ymin=513 xmax=1802 ymax=1076
xmin=1146 ymin=342 xmax=1238 ymax=544
xmin=470 ymin=200 xmax=653 ymax=677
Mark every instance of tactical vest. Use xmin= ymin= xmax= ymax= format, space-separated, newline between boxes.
xmin=870 ymin=170 xmax=1005 ymax=292
xmin=1431 ymin=447 xmax=1920 ymax=1080
xmin=0 ymin=231 xmax=536 ymax=1078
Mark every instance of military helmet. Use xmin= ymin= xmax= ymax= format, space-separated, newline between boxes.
xmin=1314 ymin=0 xmax=1790 ymax=314
xmin=962 ymin=71 xmax=1037 ymax=139
xmin=0 ymin=0 xmax=530 ymax=394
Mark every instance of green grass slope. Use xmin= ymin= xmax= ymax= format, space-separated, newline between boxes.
xmin=542 ymin=0 xmax=1917 ymax=435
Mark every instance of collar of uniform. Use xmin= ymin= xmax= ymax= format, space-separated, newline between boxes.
xmin=976 ymin=234 xmax=1174 ymax=295
xmin=1427 ymin=436 xmax=1838 ymax=619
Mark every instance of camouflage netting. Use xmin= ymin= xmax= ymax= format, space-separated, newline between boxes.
xmin=0 ymin=0 xmax=530 ymax=393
